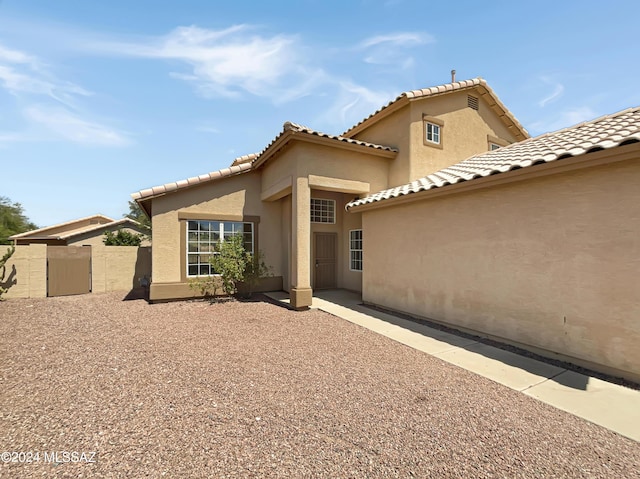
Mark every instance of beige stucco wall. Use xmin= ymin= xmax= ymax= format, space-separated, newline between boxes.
xmin=2 ymin=245 xmax=149 ymax=299
xmin=2 ymin=244 xmax=47 ymax=299
xmin=92 ymin=246 xmax=151 ymax=293
xmin=361 ymin=155 xmax=640 ymax=382
xmin=151 ymin=171 xmax=283 ymax=285
xmin=261 ymin=141 xmax=391 ymax=197
xmin=352 ymin=90 xmax=521 ymax=186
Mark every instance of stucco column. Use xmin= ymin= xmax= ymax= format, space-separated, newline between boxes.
xmin=290 ymin=176 xmax=312 ymax=309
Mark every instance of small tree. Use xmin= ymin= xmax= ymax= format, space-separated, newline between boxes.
xmin=242 ymin=249 xmax=273 ymax=298
xmin=124 ymin=201 xmax=151 ymax=238
xmin=0 ymin=245 xmax=15 ymax=300
xmin=210 ymin=234 xmax=247 ymax=296
xmin=0 ymin=196 xmax=38 ymax=245
xmin=103 ymin=229 xmax=143 ymax=246
xmin=189 ymin=234 xmax=272 ymax=301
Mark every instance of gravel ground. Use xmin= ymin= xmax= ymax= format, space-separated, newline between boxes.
xmin=0 ymin=292 xmax=639 ymax=478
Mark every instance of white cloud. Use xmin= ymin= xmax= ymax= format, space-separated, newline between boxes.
xmin=0 ymin=132 xmax=29 ymax=145
xmin=357 ymin=32 xmax=434 ymax=70
xmin=196 ymin=125 xmax=221 ymax=134
xmin=0 ymin=43 xmax=91 ymax=104
xmin=529 ymin=106 xmax=597 ymax=134
xmin=0 ymin=44 xmax=37 ymax=66
xmin=91 ymin=25 xmax=302 ymax=100
xmin=315 ymin=81 xmax=395 ymax=131
xmin=0 ymin=42 xmax=129 ymax=147
xmin=538 ymin=77 xmax=564 ymax=107
xmin=359 ymin=32 xmax=434 ymax=49
xmin=24 ymin=106 xmax=131 ymax=146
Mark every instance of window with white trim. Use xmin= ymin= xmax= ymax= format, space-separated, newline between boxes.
xmin=349 ymin=229 xmax=363 ymax=272
xmin=425 ymin=122 xmax=441 ymax=144
xmin=489 ymin=142 xmax=501 ymax=151
xmin=187 ymin=220 xmax=253 ymax=276
xmin=310 ymin=198 xmax=336 ymax=224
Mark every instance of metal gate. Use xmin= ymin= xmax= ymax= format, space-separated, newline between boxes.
xmin=47 ymin=246 xmax=92 ymax=297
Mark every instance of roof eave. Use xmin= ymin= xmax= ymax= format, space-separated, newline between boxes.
xmin=347 ymin=142 xmax=639 ymax=213
xmin=252 ymin=128 xmax=397 ymax=170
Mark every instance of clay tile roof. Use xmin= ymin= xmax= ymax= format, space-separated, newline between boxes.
xmin=132 ymin=162 xmax=252 ymax=201
xmin=343 ymin=77 xmax=529 ymax=141
xmin=230 ymin=153 xmax=259 ymax=167
xmin=281 ymin=121 xmax=398 ymax=152
xmin=134 ymin=121 xmax=396 ymax=203
xmin=347 ymin=106 xmax=640 ymax=210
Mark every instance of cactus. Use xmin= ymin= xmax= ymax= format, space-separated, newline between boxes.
xmin=0 ymin=245 xmax=15 ymax=300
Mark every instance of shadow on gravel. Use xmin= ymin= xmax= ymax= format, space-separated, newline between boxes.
xmin=122 ymin=287 xmax=149 ymax=302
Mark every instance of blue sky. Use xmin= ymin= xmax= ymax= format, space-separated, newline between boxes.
xmin=2 ymin=1 xmax=639 ymax=227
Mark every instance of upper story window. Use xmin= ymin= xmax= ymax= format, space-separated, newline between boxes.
xmin=487 ymin=134 xmax=509 ymax=152
xmin=423 ymin=115 xmax=444 ymax=149
xmin=310 ymin=198 xmax=336 ymax=224
xmin=426 ymin=122 xmax=440 ymax=144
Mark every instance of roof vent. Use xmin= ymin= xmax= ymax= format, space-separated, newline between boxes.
xmin=467 ymin=95 xmax=479 ymax=110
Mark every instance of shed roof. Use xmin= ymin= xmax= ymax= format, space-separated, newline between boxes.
xmin=9 ymin=215 xmax=143 ymax=241
xmin=347 ymin=106 xmax=640 ymax=210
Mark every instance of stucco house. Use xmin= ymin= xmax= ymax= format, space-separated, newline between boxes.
xmin=133 ymin=77 xmax=640 ymax=382
xmin=10 ymin=214 xmax=150 ymax=247
xmin=134 ymin=78 xmax=526 ymax=304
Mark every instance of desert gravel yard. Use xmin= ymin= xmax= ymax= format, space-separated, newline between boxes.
xmin=1 ymin=292 xmax=639 ymax=478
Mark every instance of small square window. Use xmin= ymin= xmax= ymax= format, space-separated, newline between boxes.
xmin=310 ymin=198 xmax=336 ymax=224
xmin=423 ymin=116 xmax=444 ymax=149
xmin=426 ymin=122 xmax=440 ymax=144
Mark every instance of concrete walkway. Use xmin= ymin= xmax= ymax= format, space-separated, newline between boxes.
xmin=264 ymin=289 xmax=640 ymax=443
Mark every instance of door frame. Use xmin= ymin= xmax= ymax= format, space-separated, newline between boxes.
xmin=313 ymin=232 xmax=337 ymax=290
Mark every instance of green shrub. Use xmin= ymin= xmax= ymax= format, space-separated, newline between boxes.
xmin=103 ymin=229 xmax=143 ymax=246
xmin=241 ymin=248 xmax=273 ymax=298
xmin=188 ymin=234 xmax=273 ymax=300
xmin=188 ymin=275 xmax=219 ymax=300
xmin=210 ymin=234 xmax=248 ymax=296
